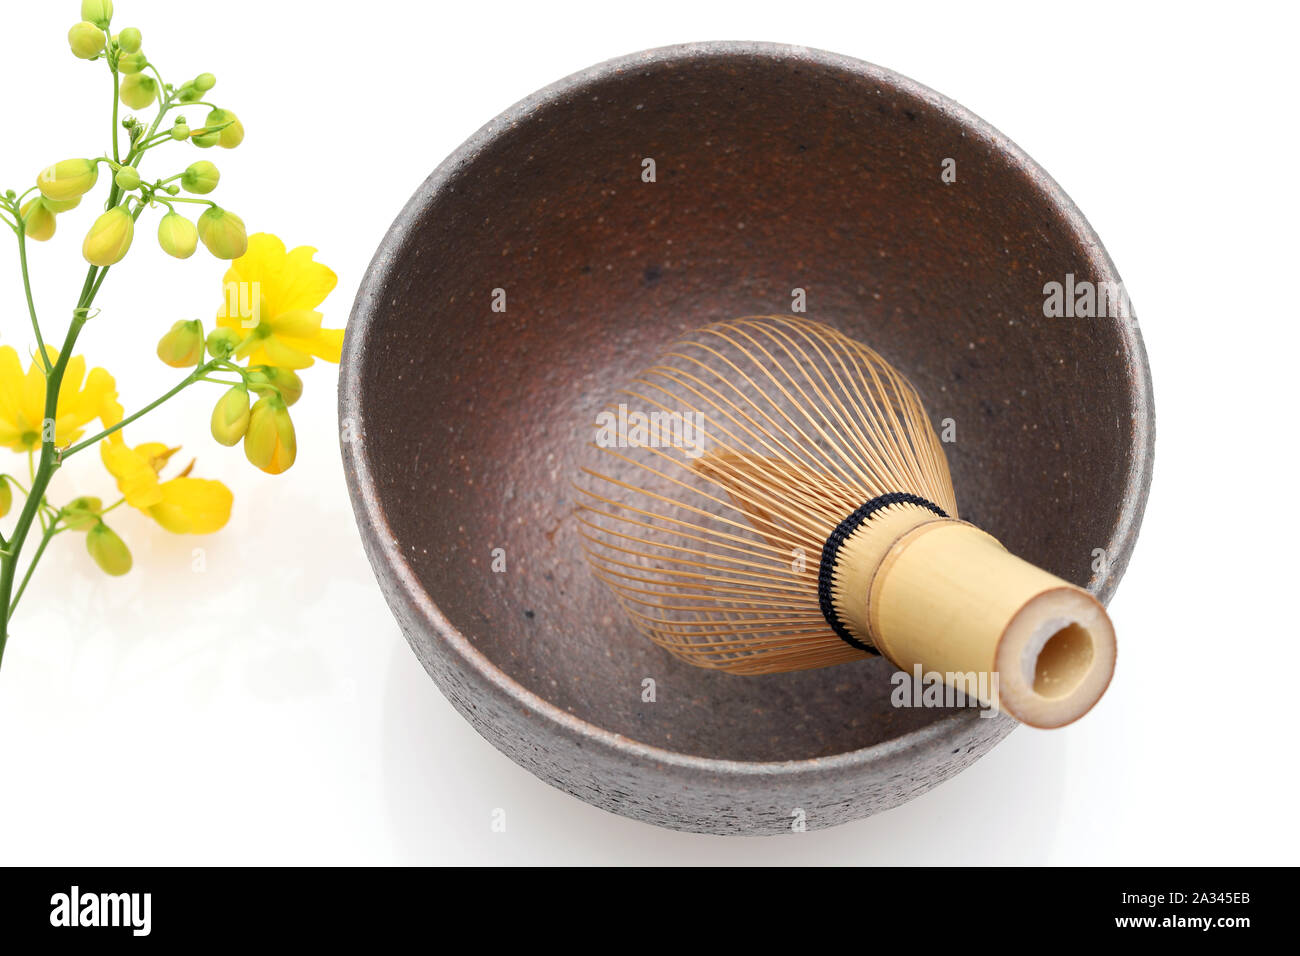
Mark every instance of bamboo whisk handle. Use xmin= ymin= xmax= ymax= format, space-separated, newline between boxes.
xmin=847 ymin=517 xmax=1115 ymax=728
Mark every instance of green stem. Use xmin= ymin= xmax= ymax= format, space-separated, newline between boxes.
xmin=146 ymin=65 xmax=166 ymax=98
xmin=111 ymin=68 xmax=121 ymax=164
xmin=0 ymin=302 xmax=93 ymax=667
xmin=126 ymin=86 xmax=176 ymax=169
xmin=63 ymin=362 xmax=212 ymax=458
xmin=8 ymin=523 xmax=59 ymax=617
xmin=16 ymin=226 xmax=53 ymax=373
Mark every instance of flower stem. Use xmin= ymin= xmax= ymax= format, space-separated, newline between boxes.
xmin=111 ymin=68 xmax=121 ymax=165
xmin=62 ymin=362 xmax=212 ymax=458
xmin=0 ymin=299 xmax=93 ymax=668
xmin=8 ymin=523 xmax=60 ymax=617
xmin=16 ymin=227 xmax=52 ymax=373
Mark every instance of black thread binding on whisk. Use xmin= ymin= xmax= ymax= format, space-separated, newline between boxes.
xmin=817 ymin=492 xmax=949 ymax=652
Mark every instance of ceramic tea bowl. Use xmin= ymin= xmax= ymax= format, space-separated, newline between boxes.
xmin=340 ymin=42 xmax=1154 ymax=834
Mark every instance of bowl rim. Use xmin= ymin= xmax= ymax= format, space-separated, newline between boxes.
xmin=339 ymin=40 xmax=1155 ymax=779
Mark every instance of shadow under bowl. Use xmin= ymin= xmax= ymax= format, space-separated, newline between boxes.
xmin=340 ymin=42 xmax=1154 ymax=835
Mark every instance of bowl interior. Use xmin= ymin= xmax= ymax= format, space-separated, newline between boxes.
xmin=351 ymin=48 xmax=1141 ymax=762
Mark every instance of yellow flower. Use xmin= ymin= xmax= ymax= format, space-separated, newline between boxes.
xmin=215 ymin=233 xmax=341 ymax=370
xmin=0 ymin=346 xmax=122 ymax=452
xmin=100 ymin=432 xmax=232 ymax=534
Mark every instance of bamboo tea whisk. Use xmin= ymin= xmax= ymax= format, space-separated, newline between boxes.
xmin=576 ymin=315 xmax=1116 ymax=728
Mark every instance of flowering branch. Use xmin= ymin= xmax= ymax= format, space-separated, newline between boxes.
xmin=0 ymin=0 xmax=342 ymax=672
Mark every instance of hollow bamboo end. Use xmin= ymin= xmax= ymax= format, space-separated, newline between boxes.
xmin=855 ymin=520 xmax=1116 ymax=729
xmin=993 ymin=587 xmax=1116 ymax=728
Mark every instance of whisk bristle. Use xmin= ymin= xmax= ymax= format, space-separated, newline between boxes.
xmin=575 ymin=314 xmax=956 ymax=673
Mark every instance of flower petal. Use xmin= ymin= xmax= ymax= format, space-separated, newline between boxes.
xmin=226 ymin=233 xmax=289 ymax=315
xmin=21 ymin=354 xmax=48 ymax=434
xmin=148 ymin=477 xmax=233 ymax=534
xmin=57 ymin=355 xmax=87 ymax=411
xmin=226 ymin=233 xmax=286 ymax=286
xmin=132 ymin=442 xmax=179 ymax=474
xmin=267 ymin=309 xmax=322 ymax=338
xmin=81 ymin=366 xmax=121 ymax=428
xmin=101 ymin=434 xmax=163 ymax=508
xmin=0 ymin=346 xmax=25 ymax=430
xmin=258 ymin=336 xmax=313 ymax=370
xmin=279 ymin=327 xmax=344 ymax=365
xmin=275 ymin=246 xmax=337 ymax=313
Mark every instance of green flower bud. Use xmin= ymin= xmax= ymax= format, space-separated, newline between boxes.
xmin=202 ymin=108 xmax=244 ymax=149
xmin=63 ymin=496 xmax=104 ymax=531
xmin=165 ymin=184 xmax=180 ymax=195
xmin=114 ymin=165 xmax=140 ymax=190
xmin=190 ymin=126 xmax=220 ymax=148
xmin=176 ymin=83 xmax=201 ymax=104
xmin=81 ymin=0 xmax=113 ymax=30
xmin=19 ymin=199 xmax=57 ymax=242
xmin=205 ymin=327 xmax=242 ymax=359
xmin=87 ymin=523 xmax=132 ymax=577
xmin=244 ymin=396 xmax=296 ymax=474
xmin=181 ymin=160 xmax=219 ymax=194
xmin=0 ymin=480 xmax=11 ymax=518
xmin=194 ymin=72 xmax=216 ymax=92
xmin=171 ymin=121 xmax=190 ymax=140
xmin=250 ymin=366 xmax=303 ymax=406
xmin=117 ymin=51 xmax=147 ymax=74
xmin=119 ymin=72 xmax=157 ymax=109
xmin=211 ymin=385 xmax=251 ymax=446
xmin=273 ymin=368 xmax=305 ymax=406
xmin=197 ymin=207 xmax=247 ymax=259
xmin=117 ymin=26 xmax=141 ymax=53
xmin=37 ymin=158 xmax=98 ymax=201
xmin=156 ymin=319 xmax=205 ymax=368
xmin=82 ymin=206 xmax=134 ymax=266
xmin=68 ymin=21 xmax=105 ymax=59
xmin=157 ymin=212 xmax=198 ymax=259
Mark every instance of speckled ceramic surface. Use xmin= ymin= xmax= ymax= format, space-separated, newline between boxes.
xmin=340 ymin=42 xmax=1154 ymax=834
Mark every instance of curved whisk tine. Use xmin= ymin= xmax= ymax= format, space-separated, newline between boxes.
xmin=576 ymin=314 xmax=956 ymax=674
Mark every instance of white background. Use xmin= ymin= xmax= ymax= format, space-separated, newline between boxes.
xmin=0 ymin=0 xmax=1296 ymax=865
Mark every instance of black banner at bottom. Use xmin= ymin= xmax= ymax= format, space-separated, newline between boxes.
xmin=0 ymin=866 xmax=1282 ymax=942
